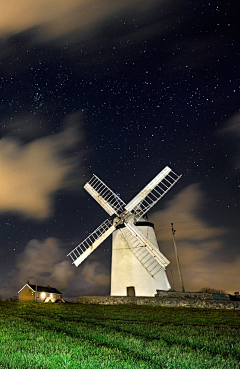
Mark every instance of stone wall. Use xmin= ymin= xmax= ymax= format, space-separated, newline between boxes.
xmin=155 ymin=290 xmax=230 ymax=300
xmin=77 ymin=293 xmax=240 ymax=310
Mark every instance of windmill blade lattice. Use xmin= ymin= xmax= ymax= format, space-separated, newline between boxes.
xmin=125 ymin=222 xmax=170 ymax=268
xmin=84 ymin=175 xmax=126 ymax=216
xmin=119 ymin=227 xmax=165 ymax=277
xmin=67 ymin=219 xmax=115 ymax=266
xmin=125 ymin=167 xmax=182 ymax=221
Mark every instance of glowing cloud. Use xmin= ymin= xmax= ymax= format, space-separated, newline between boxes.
xmin=0 ymin=0 xmax=173 ymax=40
xmin=150 ymin=184 xmax=240 ymax=293
xmin=0 ymin=117 xmax=83 ymax=219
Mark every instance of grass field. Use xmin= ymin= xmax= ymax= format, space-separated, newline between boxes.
xmin=0 ymin=302 xmax=239 ymax=368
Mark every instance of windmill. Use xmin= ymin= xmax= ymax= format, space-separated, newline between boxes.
xmin=67 ymin=166 xmax=182 ymax=296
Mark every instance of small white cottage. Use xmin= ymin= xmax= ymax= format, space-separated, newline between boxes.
xmin=18 ymin=281 xmax=62 ymax=302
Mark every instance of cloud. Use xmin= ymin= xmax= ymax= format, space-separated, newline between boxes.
xmin=3 ymin=114 xmax=48 ymax=142
xmin=0 ymin=237 xmax=110 ymax=300
xmin=81 ymin=261 xmax=110 ymax=287
xmin=150 ymin=184 xmax=240 ymax=293
xmin=13 ymin=238 xmax=75 ymax=289
xmin=0 ymin=0 xmax=175 ymax=41
xmin=219 ymin=113 xmax=240 ymax=169
xmin=223 ymin=114 xmax=240 ymax=137
xmin=0 ymin=114 xmax=84 ymax=219
xmin=0 ymin=237 xmax=76 ymax=299
xmin=1 ymin=184 xmax=238 ymax=299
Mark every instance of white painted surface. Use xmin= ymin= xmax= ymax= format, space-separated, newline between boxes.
xmin=125 ymin=166 xmax=171 ymax=211
xmin=111 ymin=222 xmax=171 ymax=296
xmin=73 ymin=224 xmax=116 ymax=266
xmin=84 ymin=182 xmax=116 ymax=216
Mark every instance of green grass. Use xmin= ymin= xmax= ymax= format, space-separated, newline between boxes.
xmin=0 ymin=302 xmax=239 ymax=368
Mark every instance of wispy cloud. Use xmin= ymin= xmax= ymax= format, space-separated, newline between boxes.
xmin=150 ymin=184 xmax=240 ymax=293
xmin=0 ymin=0 xmax=176 ymax=41
xmin=219 ymin=113 xmax=240 ymax=169
xmin=0 ymin=113 xmax=84 ymax=219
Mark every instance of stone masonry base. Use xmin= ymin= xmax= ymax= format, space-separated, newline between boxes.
xmin=77 ymin=291 xmax=240 ymax=309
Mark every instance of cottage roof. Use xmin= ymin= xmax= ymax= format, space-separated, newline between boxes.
xmin=18 ymin=283 xmax=62 ymax=294
xmin=28 ymin=284 xmax=62 ymax=294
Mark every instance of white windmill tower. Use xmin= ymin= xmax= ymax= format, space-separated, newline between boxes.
xmin=67 ymin=166 xmax=181 ymax=297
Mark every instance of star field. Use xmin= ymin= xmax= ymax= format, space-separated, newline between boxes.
xmin=0 ymin=0 xmax=239 ymax=299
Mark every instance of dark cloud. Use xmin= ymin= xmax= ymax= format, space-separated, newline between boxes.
xmin=219 ymin=113 xmax=240 ymax=169
xmin=2 ymin=114 xmax=48 ymax=142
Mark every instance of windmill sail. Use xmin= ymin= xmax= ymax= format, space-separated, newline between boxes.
xmin=125 ymin=222 xmax=170 ymax=268
xmin=119 ymin=227 xmax=165 ymax=277
xmin=68 ymin=164 xmax=181 ymax=293
xmin=67 ymin=219 xmax=115 ymax=266
xmin=125 ymin=166 xmax=182 ymax=221
xmin=84 ymin=175 xmax=126 ymax=216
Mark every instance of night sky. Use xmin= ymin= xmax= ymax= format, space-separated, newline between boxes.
xmin=0 ymin=0 xmax=239 ymax=300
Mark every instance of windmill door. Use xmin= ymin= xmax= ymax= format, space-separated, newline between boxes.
xmin=127 ymin=286 xmax=135 ymax=296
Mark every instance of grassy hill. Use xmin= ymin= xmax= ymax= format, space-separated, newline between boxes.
xmin=0 ymin=302 xmax=239 ymax=368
